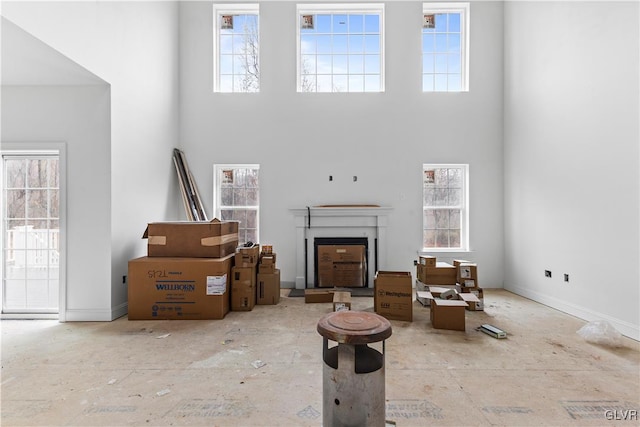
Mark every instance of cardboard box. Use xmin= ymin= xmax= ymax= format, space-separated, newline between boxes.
xmin=418 ymin=262 xmax=456 ymax=285
xmin=431 ymin=299 xmax=468 ymax=331
xmin=457 ymin=263 xmax=478 ymax=288
xmin=418 ymin=255 xmax=436 ymax=267
xmin=231 ymin=266 xmax=256 ymax=311
xmin=458 ymin=292 xmax=482 ymax=311
xmin=317 ymin=245 xmax=366 ymax=287
xmin=235 ymin=244 xmax=260 ymax=267
xmin=257 ymin=269 xmax=280 ymax=305
xmin=416 ymin=290 xmax=432 ymax=307
xmin=461 ymin=288 xmax=484 ymax=311
xmin=453 ymin=259 xmax=471 ymax=267
xmin=260 ymin=253 xmax=277 ymax=265
xmin=143 ymin=219 xmax=239 ymax=258
xmin=127 ymin=255 xmax=233 ymax=320
xmin=304 ymin=288 xmax=335 ymax=303
xmin=374 ymin=271 xmax=413 ymax=322
xmin=333 ymin=291 xmax=352 ymax=311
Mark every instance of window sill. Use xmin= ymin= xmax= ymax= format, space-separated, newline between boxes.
xmin=418 ymin=249 xmax=473 ymax=256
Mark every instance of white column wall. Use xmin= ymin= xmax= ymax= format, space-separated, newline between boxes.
xmin=504 ymin=1 xmax=640 ymax=339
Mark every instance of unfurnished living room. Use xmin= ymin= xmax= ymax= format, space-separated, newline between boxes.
xmin=1 ymin=1 xmax=639 ymax=426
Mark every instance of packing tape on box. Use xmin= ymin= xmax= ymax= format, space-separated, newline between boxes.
xmin=201 ymin=233 xmax=238 ymax=246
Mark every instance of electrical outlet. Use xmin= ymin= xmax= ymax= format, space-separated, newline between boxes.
xmin=413 ymin=259 xmax=418 ymax=266
xmin=564 ymin=274 xmax=569 ymax=282
xmin=329 ymin=175 xmax=333 ymax=181
xmin=122 ymin=275 xmax=127 ymax=284
xmin=545 ymin=270 xmax=552 ymax=278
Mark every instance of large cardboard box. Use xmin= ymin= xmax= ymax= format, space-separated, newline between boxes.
xmin=418 ymin=262 xmax=456 ymax=285
xmin=431 ymin=299 xmax=468 ymax=331
xmin=127 ymin=255 xmax=233 ymax=320
xmin=257 ymin=269 xmax=280 ymax=305
xmin=374 ymin=271 xmax=413 ymax=322
xmin=231 ymin=266 xmax=256 ymax=311
xmin=143 ymin=219 xmax=239 ymax=258
xmin=317 ymin=245 xmax=366 ymax=288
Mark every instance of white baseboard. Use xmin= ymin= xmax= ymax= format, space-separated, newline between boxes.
xmin=506 ymin=285 xmax=639 ymax=341
xmin=64 ymin=302 xmax=128 ymax=322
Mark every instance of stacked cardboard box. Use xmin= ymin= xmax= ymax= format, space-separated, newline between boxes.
xmin=257 ymin=245 xmax=280 ymax=305
xmin=231 ymin=244 xmax=260 ymax=312
xmin=416 ymin=256 xmax=485 ymax=311
xmin=128 ymin=219 xmax=239 ymax=320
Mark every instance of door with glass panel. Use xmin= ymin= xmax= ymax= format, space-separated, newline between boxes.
xmin=2 ymin=154 xmax=60 ymax=314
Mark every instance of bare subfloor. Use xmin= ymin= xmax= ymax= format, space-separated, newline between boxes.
xmin=2 ymin=289 xmax=639 ymax=426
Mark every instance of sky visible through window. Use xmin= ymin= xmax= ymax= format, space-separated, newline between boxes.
xmin=423 ymin=11 xmax=463 ymax=91
xmin=218 ymin=13 xmax=260 ymax=93
xmin=299 ymin=12 xmax=382 ymax=92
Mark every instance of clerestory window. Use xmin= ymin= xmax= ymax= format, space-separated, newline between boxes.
xmin=422 ymin=2 xmax=470 ymax=92
xmin=297 ymin=3 xmax=385 ymax=92
xmin=213 ymin=4 xmax=260 ymax=93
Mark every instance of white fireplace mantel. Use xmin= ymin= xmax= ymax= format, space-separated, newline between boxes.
xmin=289 ymin=206 xmax=393 ymax=289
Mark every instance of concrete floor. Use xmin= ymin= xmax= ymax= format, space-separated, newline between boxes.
xmin=1 ymin=289 xmax=639 ymax=426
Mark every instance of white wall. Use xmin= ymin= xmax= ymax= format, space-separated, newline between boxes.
xmin=504 ymin=1 xmax=640 ymax=339
xmin=2 ymin=1 xmax=181 ymax=320
xmin=179 ymin=1 xmax=505 ymax=288
xmin=2 ymin=85 xmax=111 ymax=319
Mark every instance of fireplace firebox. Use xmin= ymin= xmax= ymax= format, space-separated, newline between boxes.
xmin=314 ymin=237 xmax=369 ymax=288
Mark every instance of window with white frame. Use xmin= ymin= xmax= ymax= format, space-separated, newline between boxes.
xmin=422 ymin=3 xmax=469 ymax=92
xmin=297 ymin=3 xmax=385 ymax=92
xmin=213 ymin=165 xmax=260 ymax=245
xmin=213 ymin=4 xmax=260 ymax=93
xmin=423 ymin=164 xmax=468 ymax=250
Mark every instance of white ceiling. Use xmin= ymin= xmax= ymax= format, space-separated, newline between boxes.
xmin=1 ymin=17 xmax=107 ymax=86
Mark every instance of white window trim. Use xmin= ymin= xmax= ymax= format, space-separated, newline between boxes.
xmin=213 ymin=164 xmax=260 ymax=242
xmin=422 ymin=2 xmax=470 ymax=92
xmin=422 ymin=163 xmax=469 ymax=252
xmin=212 ymin=3 xmax=260 ymax=93
xmin=296 ymin=3 xmax=386 ymax=93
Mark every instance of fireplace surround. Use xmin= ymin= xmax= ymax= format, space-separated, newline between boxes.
xmin=289 ymin=206 xmax=392 ymax=289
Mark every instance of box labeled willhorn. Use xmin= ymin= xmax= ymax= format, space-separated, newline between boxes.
xmin=127 ymin=255 xmax=233 ymax=320
xmin=143 ymin=219 xmax=239 ymax=258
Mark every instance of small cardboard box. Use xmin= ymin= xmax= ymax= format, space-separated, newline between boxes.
xmin=304 ymin=288 xmax=335 ymax=303
xmin=374 ymin=271 xmax=413 ymax=322
xmin=461 ymin=288 xmax=484 ymax=311
xmin=418 ymin=255 xmax=436 ymax=267
xmin=143 ymin=219 xmax=239 ymax=258
xmin=453 ymin=259 xmax=471 ymax=267
xmin=458 ymin=292 xmax=482 ymax=311
xmin=235 ymin=244 xmax=260 ymax=267
xmin=418 ymin=262 xmax=457 ymax=285
xmin=457 ymin=263 xmax=478 ymax=288
xmin=257 ymin=269 xmax=280 ymax=305
xmin=333 ymin=291 xmax=352 ymax=311
xmin=127 ymin=255 xmax=233 ymax=320
xmin=431 ymin=299 xmax=468 ymax=331
xmin=231 ymin=266 xmax=256 ymax=311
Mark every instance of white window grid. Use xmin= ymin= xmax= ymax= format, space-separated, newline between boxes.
xmin=213 ymin=164 xmax=260 ymax=245
xmin=297 ymin=3 xmax=385 ymax=92
xmin=422 ymin=2 xmax=470 ymax=92
xmin=213 ymin=4 xmax=260 ymax=93
xmin=422 ymin=164 xmax=469 ymax=251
